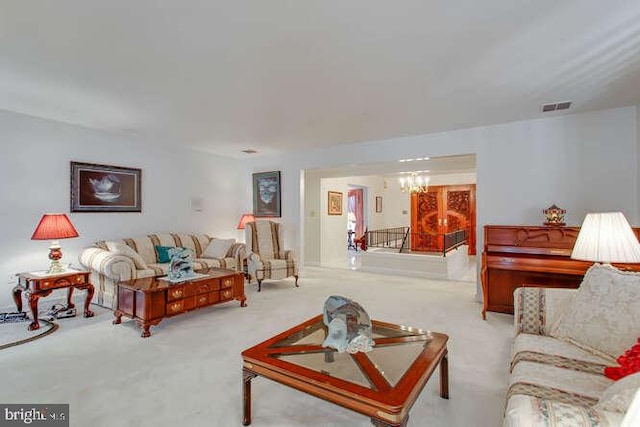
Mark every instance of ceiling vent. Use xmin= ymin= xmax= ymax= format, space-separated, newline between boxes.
xmin=541 ymin=101 xmax=572 ymax=112
xmin=241 ymin=149 xmax=258 ymax=154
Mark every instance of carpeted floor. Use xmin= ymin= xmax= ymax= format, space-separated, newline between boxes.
xmin=0 ymin=266 xmax=513 ymax=427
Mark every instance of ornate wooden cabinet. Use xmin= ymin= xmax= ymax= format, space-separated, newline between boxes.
xmin=481 ymin=225 xmax=640 ymax=319
xmin=410 ymin=185 xmax=476 ymax=254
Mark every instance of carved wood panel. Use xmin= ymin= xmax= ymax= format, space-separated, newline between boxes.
xmin=411 ymin=185 xmax=476 ymax=254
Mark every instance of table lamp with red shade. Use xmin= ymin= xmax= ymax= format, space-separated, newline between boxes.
xmin=237 ymin=213 xmax=255 ymax=230
xmin=31 ymin=213 xmax=79 ymax=274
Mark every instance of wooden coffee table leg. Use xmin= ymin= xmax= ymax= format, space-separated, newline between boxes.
xmin=370 ymin=416 xmax=408 ymax=427
xmin=440 ymin=350 xmax=449 ymax=399
xmin=243 ymin=369 xmax=257 ymax=426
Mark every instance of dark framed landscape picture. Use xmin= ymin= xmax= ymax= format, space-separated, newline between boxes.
xmin=71 ymin=161 xmax=142 ymax=212
xmin=253 ymin=171 xmax=281 ymax=217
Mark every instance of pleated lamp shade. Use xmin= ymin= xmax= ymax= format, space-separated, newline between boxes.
xmin=571 ymin=212 xmax=640 ymax=263
xmin=31 ymin=214 xmax=79 ymax=240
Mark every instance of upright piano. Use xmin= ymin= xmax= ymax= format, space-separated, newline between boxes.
xmin=481 ymin=225 xmax=640 ymax=319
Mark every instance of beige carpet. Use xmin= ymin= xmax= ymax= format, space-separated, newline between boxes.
xmin=0 ymin=317 xmax=58 ymax=350
xmin=0 ymin=266 xmax=513 ymax=427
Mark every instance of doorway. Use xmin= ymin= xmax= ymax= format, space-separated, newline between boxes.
xmin=347 ymin=187 xmax=365 ymax=238
xmin=410 ymin=184 xmax=476 ymax=255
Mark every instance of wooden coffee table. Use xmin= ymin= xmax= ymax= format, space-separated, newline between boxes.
xmin=114 ymin=268 xmax=245 ymax=337
xmin=241 ymin=315 xmax=449 ymax=426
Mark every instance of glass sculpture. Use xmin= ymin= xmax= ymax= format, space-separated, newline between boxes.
xmin=321 ymin=295 xmax=374 ymax=354
xmin=167 ymin=247 xmax=195 ymax=281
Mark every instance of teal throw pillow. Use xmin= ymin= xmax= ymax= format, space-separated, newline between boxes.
xmin=156 ymin=245 xmax=177 ymax=263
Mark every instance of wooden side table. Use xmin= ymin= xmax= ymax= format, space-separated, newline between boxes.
xmin=13 ymin=269 xmax=95 ymax=330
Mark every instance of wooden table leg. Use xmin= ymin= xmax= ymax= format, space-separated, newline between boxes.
xmin=440 ymin=350 xmax=449 ymax=399
xmin=243 ymin=369 xmax=257 ymax=426
xmin=12 ymin=284 xmax=24 ymax=312
xmin=370 ymin=416 xmax=408 ymax=426
xmin=66 ymin=286 xmax=76 ymax=310
xmin=26 ymin=291 xmax=41 ymax=331
xmin=82 ymin=284 xmax=95 ymax=317
xmin=113 ymin=310 xmax=123 ymax=324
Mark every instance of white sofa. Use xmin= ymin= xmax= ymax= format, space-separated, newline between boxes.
xmin=504 ymin=264 xmax=640 ymax=426
xmin=79 ymin=233 xmax=245 ymax=308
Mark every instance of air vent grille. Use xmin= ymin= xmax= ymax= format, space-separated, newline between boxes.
xmin=541 ymin=101 xmax=572 ymax=112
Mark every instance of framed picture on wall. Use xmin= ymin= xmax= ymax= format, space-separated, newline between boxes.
xmin=70 ymin=161 xmax=142 ymax=212
xmin=376 ymin=196 xmax=383 ymax=213
xmin=253 ymin=171 xmax=281 ymax=217
xmin=328 ymin=191 xmax=343 ymax=215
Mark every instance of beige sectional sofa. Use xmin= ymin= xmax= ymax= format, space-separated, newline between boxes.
xmin=79 ymin=233 xmax=245 ymax=308
xmin=504 ymin=264 xmax=640 ymax=426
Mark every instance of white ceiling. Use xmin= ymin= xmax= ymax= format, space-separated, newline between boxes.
xmin=2 ymin=1 xmax=640 ymax=159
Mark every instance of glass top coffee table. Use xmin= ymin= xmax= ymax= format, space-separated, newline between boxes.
xmin=241 ymin=315 xmax=449 ymax=426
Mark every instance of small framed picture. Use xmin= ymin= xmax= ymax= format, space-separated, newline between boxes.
xmin=328 ymin=191 xmax=343 ymax=215
xmin=253 ymin=171 xmax=281 ymax=217
xmin=375 ymin=196 xmax=383 ymax=213
xmin=71 ymin=161 xmax=142 ymax=212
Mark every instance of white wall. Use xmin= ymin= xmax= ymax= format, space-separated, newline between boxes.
xmin=246 ymin=106 xmax=639 ymax=289
xmin=0 ymin=111 xmax=243 ymax=308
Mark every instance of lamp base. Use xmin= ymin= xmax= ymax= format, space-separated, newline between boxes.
xmin=47 ymin=241 xmax=65 ymax=274
xmin=47 ymin=260 xmax=65 ymax=275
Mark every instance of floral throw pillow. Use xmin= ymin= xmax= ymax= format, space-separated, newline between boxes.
xmin=550 ymin=264 xmax=640 ymax=360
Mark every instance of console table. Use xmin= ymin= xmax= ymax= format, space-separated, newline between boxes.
xmin=114 ymin=268 xmax=246 ymax=337
xmin=13 ymin=269 xmax=94 ymax=330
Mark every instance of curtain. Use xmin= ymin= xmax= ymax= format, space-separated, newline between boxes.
xmin=348 ymin=189 xmax=364 ymax=237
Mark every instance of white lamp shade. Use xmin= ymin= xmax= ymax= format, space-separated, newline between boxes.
xmin=571 ymin=212 xmax=640 ymax=263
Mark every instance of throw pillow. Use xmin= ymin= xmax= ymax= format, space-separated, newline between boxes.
xmin=550 ymin=263 xmax=640 ymax=360
xmin=203 ymin=238 xmax=234 ymax=259
xmin=106 ymin=241 xmax=147 ymax=269
xmin=595 ymin=372 xmax=640 ymax=413
xmin=605 ymin=339 xmax=640 ymax=380
xmin=155 ymin=245 xmax=177 ymax=263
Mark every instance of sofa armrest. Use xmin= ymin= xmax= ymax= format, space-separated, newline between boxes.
xmin=283 ymin=250 xmax=296 ymax=260
xmin=226 ymin=242 xmax=246 ymax=272
xmin=513 ymin=287 xmax=577 ymax=336
xmin=78 ymin=247 xmax=137 ymax=281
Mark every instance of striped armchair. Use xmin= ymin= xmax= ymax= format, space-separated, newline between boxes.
xmin=245 ymin=220 xmax=298 ymax=292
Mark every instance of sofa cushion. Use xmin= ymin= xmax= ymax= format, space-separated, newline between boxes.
xmin=193 ymin=257 xmax=236 ymax=271
xmin=146 ymin=263 xmax=171 ymax=276
xmin=550 ymin=264 xmax=640 ymax=360
xmin=508 ymin=361 xmax=613 ymax=407
xmin=105 ymin=241 xmax=147 ymax=269
xmin=511 ymin=334 xmax=615 ymax=374
xmin=203 ymin=238 xmax=234 ymax=259
xmin=595 ymin=372 xmax=640 ymax=413
xmin=504 ymin=394 xmax=625 ymax=427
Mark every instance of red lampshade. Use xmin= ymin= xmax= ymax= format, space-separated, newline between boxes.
xmin=237 ymin=213 xmax=255 ymax=230
xmin=31 ymin=214 xmax=79 ymax=240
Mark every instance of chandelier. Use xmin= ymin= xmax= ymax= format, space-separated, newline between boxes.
xmin=399 ymin=173 xmax=429 ymax=193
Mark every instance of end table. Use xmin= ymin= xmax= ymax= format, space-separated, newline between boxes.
xmin=13 ymin=269 xmax=95 ymax=330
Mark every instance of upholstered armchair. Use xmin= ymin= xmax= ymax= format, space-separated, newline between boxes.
xmin=245 ymin=220 xmax=299 ymax=291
